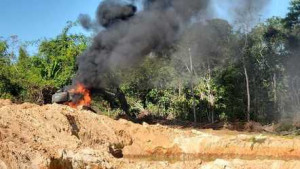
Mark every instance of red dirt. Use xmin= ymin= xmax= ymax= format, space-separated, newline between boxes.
xmin=0 ymin=99 xmax=300 ymax=169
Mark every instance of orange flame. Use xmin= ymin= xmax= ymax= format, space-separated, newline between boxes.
xmin=67 ymin=83 xmax=91 ymax=108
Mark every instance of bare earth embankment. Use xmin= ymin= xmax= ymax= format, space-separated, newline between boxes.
xmin=0 ymin=99 xmax=300 ymax=169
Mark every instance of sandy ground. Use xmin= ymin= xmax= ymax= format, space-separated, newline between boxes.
xmin=0 ymin=99 xmax=300 ymax=169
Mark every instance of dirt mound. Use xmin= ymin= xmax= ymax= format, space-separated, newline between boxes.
xmin=1 ymin=99 xmax=300 ymax=169
xmin=0 ymin=99 xmax=12 ymax=107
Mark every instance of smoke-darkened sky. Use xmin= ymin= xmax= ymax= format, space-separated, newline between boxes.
xmin=0 ymin=0 xmax=291 ymax=43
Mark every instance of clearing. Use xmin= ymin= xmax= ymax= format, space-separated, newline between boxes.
xmin=0 ymin=99 xmax=300 ymax=169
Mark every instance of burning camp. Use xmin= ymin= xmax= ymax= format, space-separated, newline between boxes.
xmin=1 ymin=0 xmax=300 ymax=168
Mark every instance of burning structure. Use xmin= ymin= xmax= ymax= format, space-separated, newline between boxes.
xmin=52 ymin=84 xmax=91 ymax=108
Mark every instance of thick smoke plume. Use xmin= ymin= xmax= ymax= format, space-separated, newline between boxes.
xmin=75 ymin=0 xmax=271 ymax=89
xmin=75 ymin=0 xmax=210 ymax=88
xmin=97 ymin=1 xmax=137 ymax=28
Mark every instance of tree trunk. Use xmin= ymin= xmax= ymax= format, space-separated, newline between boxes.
xmin=273 ymin=73 xmax=278 ymax=120
xmin=189 ymin=48 xmax=197 ymax=123
xmin=191 ymin=81 xmax=196 ymax=123
xmin=244 ymin=65 xmax=251 ymax=122
xmin=211 ymin=107 xmax=214 ymax=123
xmin=273 ymin=73 xmax=277 ymax=103
xmin=207 ymin=64 xmax=214 ymax=123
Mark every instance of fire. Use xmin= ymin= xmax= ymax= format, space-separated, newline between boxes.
xmin=67 ymin=83 xmax=91 ymax=108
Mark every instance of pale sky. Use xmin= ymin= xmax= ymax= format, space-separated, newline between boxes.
xmin=0 ymin=0 xmax=291 ymax=53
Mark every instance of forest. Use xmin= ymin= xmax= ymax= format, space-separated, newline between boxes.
xmin=1 ymin=0 xmax=300 ymax=125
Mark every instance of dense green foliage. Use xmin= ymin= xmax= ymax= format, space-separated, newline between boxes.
xmin=0 ymin=23 xmax=89 ymax=104
xmin=1 ymin=1 xmax=300 ymax=124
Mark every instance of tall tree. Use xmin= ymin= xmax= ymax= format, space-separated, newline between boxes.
xmin=284 ymin=0 xmax=300 ymax=29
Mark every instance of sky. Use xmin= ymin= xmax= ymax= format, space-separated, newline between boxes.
xmin=0 ymin=0 xmax=292 ymax=53
xmin=212 ymin=0 xmax=291 ymax=22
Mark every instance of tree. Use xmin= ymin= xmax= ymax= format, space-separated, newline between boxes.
xmin=0 ymin=22 xmax=90 ymax=103
xmin=18 ymin=47 xmax=29 ymax=62
xmin=0 ymin=41 xmax=22 ymax=99
xmin=174 ymin=19 xmax=233 ymax=123
xmin=284 ymin=0 xmax=300 ymax=29
xmin=234 ymin=4 xmax=260 ymax=122
xmin=283 ymin=1 xmax=300 ymax=119
xmin=0 ymin=41 xmax=8 ymax=58
xmin=38 ymin=22 xmax=89 ymax=88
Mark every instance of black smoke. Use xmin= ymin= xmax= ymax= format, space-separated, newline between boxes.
xmin=78 ymin=14 xmax=94 ymax=30
xmin=74 ymin=0 xmax=271 ymax=89
xmin=75 ymin=0 xmax=210 ymax=89
xmin=97 ymin=1 xmax=137 ymax=28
